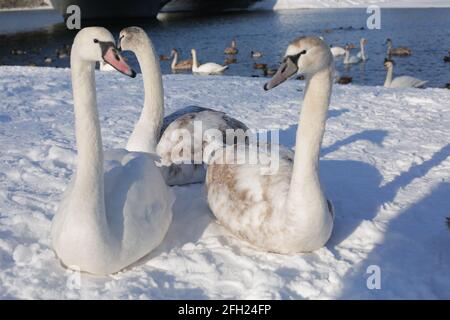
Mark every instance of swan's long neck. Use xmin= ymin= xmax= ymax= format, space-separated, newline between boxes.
xmin=126 ymin=38 xmax=164 ymax=153
xmin=192 ymin=50 xmax=199 ymax=70
xmin=344 ymin=49 xmax=350 ymax=63
xmin=387 ymin=41 xmax=392 ymax=55
xmin=285 ymin=65 xmax=333 ymax=229
xmin=360 ymin=41 xmax=366 ymax=60
xmin=70 ymin=52 xmax=106 ymax=223
xmin=171 ymin=51 xmax=178 ymax=69
xmin=384 ymin=65 xmax=393 ymax=87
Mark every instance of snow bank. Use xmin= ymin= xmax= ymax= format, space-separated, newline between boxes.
xmin=1 ymin=66 xmax=450 ymax=299
xmin=251 ymin=0 xmax=450 ymax=10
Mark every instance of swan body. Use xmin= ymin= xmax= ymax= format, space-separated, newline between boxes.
xmin=119 ymin=27 xmax=247 ymax=185
xmin=343 ymin=45 xmax=361 ymax=65
xmin=330 ymin=46 xmax=346 ymax=57
xmin=205 ymin=37 xmax=334 ymax=253
xmin=51 ymin=27 xmax=173 ymax=275
xmin=191 ymin=49 xmax=228 ymax=75
xmin=170 ymin=48 xmax=193 ymax=70
xmin=386 ymin=38 xmax=412 ymax=56
xmin=157 ymin=107 xmax=248 ymax=185
xmin=224 ymin=39 xmax=238 ymax=55
xmin=356 ymin=38 xmax=368 ymax=61
xmin=383 ymin=59 xmax=427 ymax=88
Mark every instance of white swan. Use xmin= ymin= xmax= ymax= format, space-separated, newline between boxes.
xmin=51 ymin=27 xmax=174 ymax=275
xmin=343 ymin=44 xmax=361 ymax=65
xmin=205 ymin=36 xmax=334 ymax=253
xmin=119 ymin=27 xmax=248 ymax=185
xmin=356 ymin=38 xmax=368 ymax=61
xmin=383 ymin=59 xmax=427 ymax=88
xmin=191 ymin=48 xmax=228 ymax=75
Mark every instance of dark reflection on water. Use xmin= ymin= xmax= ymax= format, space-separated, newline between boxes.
xmin=0 ymin=8 xmax=449 ymax=88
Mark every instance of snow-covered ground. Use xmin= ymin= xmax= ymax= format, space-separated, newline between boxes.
xmin=252 ymin=0 xmax=450 ymax=9
xmin=0 ymin=66 xmax=450 ymax=299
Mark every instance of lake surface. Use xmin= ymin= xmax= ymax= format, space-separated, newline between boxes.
xmin=0 ymin=8 xmax=449 ymax=88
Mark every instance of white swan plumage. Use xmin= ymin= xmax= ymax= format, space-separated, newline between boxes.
xmin=330 ymin=46 xmax=346 ymax=57
xmin=343 ymin=44 xmax=362 ymax=65
xmin=191 ymin=48 xmax=228 ymax=75
xmin=99 ymin=61 xmax=115 ymax=71
xmin=356 ymin=38 xmax=368 ymax=61
xmin=383 ymin=59 xmax=427 ymax=88
xmin=119 ymin=27 xmax=247 ymax=185
xmin=205 ymin=36 xmax=334 ymax=253
xmin=51 ymin=27 xmax=174 ymax=275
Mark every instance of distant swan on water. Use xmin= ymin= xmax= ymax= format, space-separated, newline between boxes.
xmin=383 ymin=59 xmax=427 ymax=88
xmin=191 ymin=48 xmax=228 ymax=75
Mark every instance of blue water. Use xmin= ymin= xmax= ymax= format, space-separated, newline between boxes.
xmin=0 ymin=8 xmax=449 ymax=88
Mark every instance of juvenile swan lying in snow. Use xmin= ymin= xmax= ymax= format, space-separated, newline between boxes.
xmin=51 ymin=27 xmax=174 ymax=275
xmin=119 ymin=27 xmax=247 ymax=185
xmin=383 ymin=59 xmax=427 ymax=88
xmin=205 ymin=36 xmax=334 ymax=253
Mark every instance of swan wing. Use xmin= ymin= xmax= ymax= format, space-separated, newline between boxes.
xmin=156 ymin=110 xmax=248 ymax=185
xmin=104 ymin=151 xmax=173 ymax=259
xmin=205 ymin=144 xmax=294 ymax=251
xmin=331 ymin=47 xmax=345 ymax=57
xmin=196 ymin=63 xmax=228 ymax=74
xmin=349 ymin=56 xmax=361 ymax=64
xmin=391 ymin=76 xmax=427 ymax=88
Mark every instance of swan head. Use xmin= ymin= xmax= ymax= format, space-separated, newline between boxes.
xmin=384 ymin=58 xmax=395 ymax=69
xmin=118 ymin=26 xmax=149 ymax=54
xmin=72 ymin=27 xmax=136 ymax=78
xmin=361 ymin=38 xmax=368 ymax=45
xmin=264 ymin=36 xmax=332 ymax=91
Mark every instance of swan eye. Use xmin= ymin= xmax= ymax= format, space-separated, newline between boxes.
xmin=93 ymin=39 xmax=99 ymax=43
xmin=287 ymin=50 xmax=306 ymax=65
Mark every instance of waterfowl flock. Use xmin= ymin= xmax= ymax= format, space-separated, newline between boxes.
xmin=50 ymin=25 xmax=448 ymax=276
xmin=154 ymin=35 xmax=441 ymax=89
